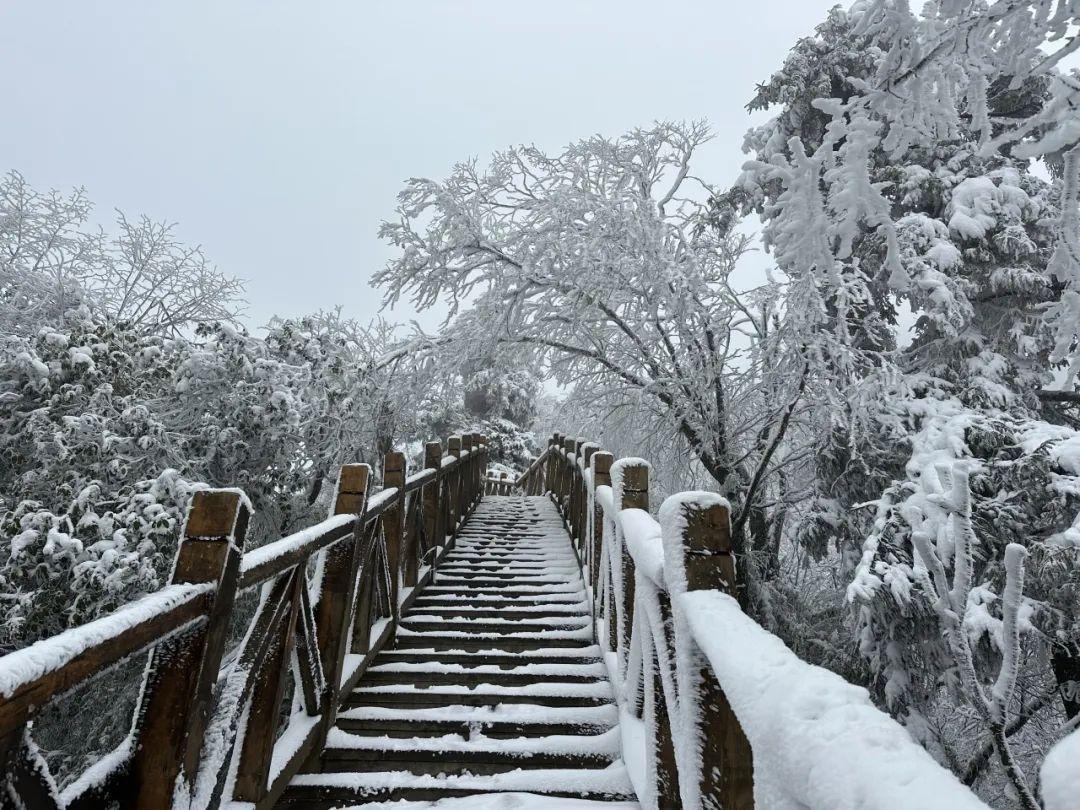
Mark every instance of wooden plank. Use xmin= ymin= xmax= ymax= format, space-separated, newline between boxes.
xmin=650 ymin=594 xmax=679 ymax=807
xmin=294 ymin=579 xmax=326 ymax=715
xmin=446 ymin=436 xmax=462 ymax=537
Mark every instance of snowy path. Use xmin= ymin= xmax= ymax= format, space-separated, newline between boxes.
xmin=278 ymin=495 xmax=639 ymax=808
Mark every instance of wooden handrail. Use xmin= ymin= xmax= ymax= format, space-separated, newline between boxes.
xmin=0 ymin=585 xmax=213 ymax=737
xmin=546 ymin=428 xmax=991 ymax=810
xmin=515 ymin=446 xmax=549 ymax=487
xmin=238 ymin=514 xmax=357 ymax=590
xmin=0 ymin=433 xmax=490 ymax=809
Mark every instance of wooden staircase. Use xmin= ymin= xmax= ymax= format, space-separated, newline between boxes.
xmin=278 ymin=495 xmax=637 ymax=806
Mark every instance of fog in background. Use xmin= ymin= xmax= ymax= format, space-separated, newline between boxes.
xmin=0 ymin=1 xmax=842 ymax=330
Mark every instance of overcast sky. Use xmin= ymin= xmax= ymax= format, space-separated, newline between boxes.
xmin=1 ymin=1 xmax=842 ymax=331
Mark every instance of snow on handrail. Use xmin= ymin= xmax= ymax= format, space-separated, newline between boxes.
xmin=594 ymin=484 xmax=665 ymax=588
xmin=365 ymin=486 xmax=399 ymax=515
xmin=404 ymin=466 xmax=436 ymax=492
xmin=679 ymin=590 xmax=989 ymax=809
xmin=618 ymin=508 xmax=665 ymax=587
xmin=239 ymin=513 xmax=356 ymax=588
xmin=0 ymin=583 xmax=212 ymax=703
xmin=594 ymin=483 xmax=614 ymax=514
xmin=514 ymin=446 xmax=549 ymax=486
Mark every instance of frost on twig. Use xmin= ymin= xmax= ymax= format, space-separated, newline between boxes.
xmin=911 ymin=464 xmax=1038 ymax=810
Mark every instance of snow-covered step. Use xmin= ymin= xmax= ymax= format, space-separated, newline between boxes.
xmin=399 ymin=617 xmax=591 ymax=636
xmin=376 ymin=646 xmax=604 ymax=665
xmin=285 ymin=762 xmax=637 ymax=804
xmin=346 ymin=680 xmax=615 ymax=711
xmin=324 ymin=726 xmax=620 ymax=756
xmin=400 ymin=607 xmax=589 ymax=621
xmin=342 ymin=685 xmax=614 ymax=711
xmin=368 ymin=659 xmax=604 ymax=676
xmin=360 ymin=668 xmax=604 ymax=689
xmin=427 ymin=573 xmax=577 ymax=584
xmin=392 ymin=634 xmax=594 ymax=652
xmin=435 ymin=563 xmax=581 ymax=573
xmin=338 ymin=702 xmax=618 ymax=730
xmin=317 ymin=727 xmax=621 ymax=775
xmin=417 ymin=585 xmax=586 ymax=598
xmin=412 ymin=592 xmax=587 ymax=604
xmin=396 ymin=625 xmax=594 ymax=642
xmin=281 ymin=495 xmax=636 ymax=808
xmin=421 ymin=582 xmax=585 ymax=594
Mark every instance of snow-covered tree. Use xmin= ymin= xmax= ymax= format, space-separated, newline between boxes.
xmin=0 ymin=306 xmax=194 ymax=649
xmin=0 ymin=171 xmax=245 ymax=338
xmin=460 ymin=358 xmax=542 ymax=471
xmin=0 ymin=307 xmax=451 ymax=650
xmin=722 ymin=6 xmax=1080 ymax=799
xmin=377 ymin=122 xmax=815 ymax=605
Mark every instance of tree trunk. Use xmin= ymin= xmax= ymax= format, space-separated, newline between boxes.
xmin=1052 ymin=640 xmax=1080 ymax=720
xmin=307 ymin=470 xmax=325 ymax=506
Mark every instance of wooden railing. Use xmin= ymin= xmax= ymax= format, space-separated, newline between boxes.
xmin=0 ymin=433 xmax=489 ymax=809
xmin=541 ymin=431 xmax=994 ymax=810
xmin=482 ymin=450 xmax=549 ymax=497
xmin=484 ymin=472 xmax=515 ymax=496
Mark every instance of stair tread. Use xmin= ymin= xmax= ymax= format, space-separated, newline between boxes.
xmin=324 ymin=726 xmax=619 ymax=755
xmin=338 ymin=703 xmax=618 ymax=726
xmin=286 ymin=760 xmax=636 ymax=797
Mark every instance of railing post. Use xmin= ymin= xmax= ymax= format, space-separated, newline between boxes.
xmin=567 ymin=440 xmax=579 ymax=538
xmin=128 ymin=490 xmax=249 ymax=808
xmin=383 ymin=451 xmax=407 ymax=618
xmin=476 ymin=434 xmax=487 ymax=505
xmin=477 ymin=438 xmax=486 ymax=507
xmin=315 ymin=464 xmax=370 ymax=706
xmin=613 ymin=459 xmax=648 ymax=691
xmin=578 ymin=441 xmax=594 ymax=553
xmin=588 ymin=449 xmax=610 ymax=602
xmin=461 ymin=434 xmax=475 ymax=516
xmin=546 ymin=433 xmax=560 ymax=496
xmin=554 ymin=433 xmax=566 ymax=508
xmin=477 ymin=434 xmax=488 ymax=499
xmin=468 ymin=433 xmax=478 ymax=506
xmin=569 ymin=438 xmax=583 ymax=542
xmin=424 ymin=441 xmax=443 ymax=564
xmin=0 ymin=728 xmax=57 ymax=807
xmin=662 ymin=493 xmax=753 ymax=810
xmin=447 ymin=435 xmax=462 ymax=537
xmin=561 ymin=437 xmax=575 ymax=518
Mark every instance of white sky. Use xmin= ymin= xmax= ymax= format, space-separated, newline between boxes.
xmin=1 ymin=1 xmax=842 ymax=331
